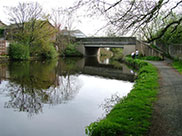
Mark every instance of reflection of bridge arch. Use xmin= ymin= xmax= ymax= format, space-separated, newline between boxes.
xmin=78 ymin=57 xmax=135 ymax=82
xmin=81 ymin=66 xmax=135 ymax=82
xmin=76 ymin=37 xmax=136 ymax=56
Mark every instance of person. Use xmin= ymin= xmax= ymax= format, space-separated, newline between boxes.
xmin=131 ymin=52 xmax=135 ymax=59
xmin=135 ymin=49 xmax=139 ymax=58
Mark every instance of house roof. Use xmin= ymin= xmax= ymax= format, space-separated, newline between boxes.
xmin=61 ymin=29 xmax=87 ymax=38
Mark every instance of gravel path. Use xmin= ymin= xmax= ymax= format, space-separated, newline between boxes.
xmin=148 ymin=61 xmax=182 ymax=136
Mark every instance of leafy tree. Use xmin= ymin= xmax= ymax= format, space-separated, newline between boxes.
xmin=9 ymin=42 xmax=29 ymax=60
xmin=155 ymin=23 xmax=182 ymax=55
xmin=6 ymin=2 xmax=58 ymax=59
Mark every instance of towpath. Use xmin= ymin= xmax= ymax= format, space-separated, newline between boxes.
xmin=148 ymin=60 xmax=182 ymax=136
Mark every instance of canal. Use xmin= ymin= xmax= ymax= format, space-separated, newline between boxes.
xmin=0 ymin=57 xmax=135 ymax=136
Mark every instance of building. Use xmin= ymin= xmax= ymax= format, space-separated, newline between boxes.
xmin=0 ymin=20 xmax=8 ymax=55
xmin=60 ymin=28 xmax=86 ymax=38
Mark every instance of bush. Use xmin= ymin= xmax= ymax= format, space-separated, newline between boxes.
xmin=61 ymin=43 xmax=82 ymax=57
xmin=30 ymin=40 xmax=58 ymax=59
xmin=9 ymin=42 xmax=30 ymax=60
xmin=172 ymin=60 xmax=182 ymax=74
xmin=39 ymin=44 xmax=58 ymax=59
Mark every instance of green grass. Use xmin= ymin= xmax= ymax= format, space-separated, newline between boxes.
xmin=137 ymin=56 xmax=163 ymax=61
xmin=172 ymin=60 xmax=182 ymax=74
xmin=126 ymin=55 xmax=163 ymax=61
xmin=86 ymin=57 xmax=159 ymax=136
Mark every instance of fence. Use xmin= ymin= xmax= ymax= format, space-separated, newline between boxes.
xmin=136 ymin=41 xmax=164 ymax=59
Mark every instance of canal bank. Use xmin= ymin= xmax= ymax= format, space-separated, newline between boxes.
xmin=86 ymin=58 xmax=159 ymax=136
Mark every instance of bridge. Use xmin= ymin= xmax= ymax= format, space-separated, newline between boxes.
xmin=76 ymin=37 xmax=137 ymax=56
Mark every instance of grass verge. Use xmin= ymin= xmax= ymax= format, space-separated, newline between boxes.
xmin=172 ymin=60 xmax=182 ymax=74
xmin=86 ymin=57 xmax=159 ymax=136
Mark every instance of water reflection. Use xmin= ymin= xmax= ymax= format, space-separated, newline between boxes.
xmin=99 ymin=93 xmax=121 ymax=115
xmin=0 ymin=58 xmax=135 ymax=116
xmin=0 ymin=60 xmax=82 ymax=116
xmin=0 ymin=57 xmax=135 ymax=136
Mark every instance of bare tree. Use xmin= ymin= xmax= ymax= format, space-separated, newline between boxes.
xmin=51 ymin=7 xmax=78 ymax=31
xmin=70 ymin=0 xmax=182 ymax=42
xmin=51 ymin=8 xmax=79 ymax=54
xmin=5 ymin=2 xmax=44 ymax=31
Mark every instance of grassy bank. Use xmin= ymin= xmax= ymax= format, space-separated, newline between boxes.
xmin=172 ymin=60 xmax=182 ymax=74
xmin=86 ymin=57 xmax=159 ymax=136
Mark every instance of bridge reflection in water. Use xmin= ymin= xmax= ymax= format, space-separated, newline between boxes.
xmin=82 ymin=57 xmax=135 ymax=82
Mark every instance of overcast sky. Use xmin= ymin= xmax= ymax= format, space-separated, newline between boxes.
xmin=0 ymin=0 xmax=107 ymax=36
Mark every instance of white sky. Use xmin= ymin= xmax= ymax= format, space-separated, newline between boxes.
xmin=0 ymin=0 xmax=107 ymax=36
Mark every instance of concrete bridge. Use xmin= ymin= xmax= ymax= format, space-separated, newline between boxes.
xmin=76 ymin=37 xmax=136 ymax=56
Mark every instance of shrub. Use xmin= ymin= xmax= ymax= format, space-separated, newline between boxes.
xmin=172 ymin=60 xmax=182 ymax=74
xmin=61 ymin=43 xmax=82 ymax=57
xmin=9 ymin=42 xmax=30 ymax=60
xmin=39 ymin=44 xmax=58 ymax=59
xmin=30 ymin=40 xmax=58 ymax=59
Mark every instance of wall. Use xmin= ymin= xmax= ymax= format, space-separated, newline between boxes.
xmin=169 ymin=44 xmax=182 ymax=59
xmin=123 ymin=45 xmax=135 ymax=56
xmin=136 ymin=41 xmax=163 ymax=58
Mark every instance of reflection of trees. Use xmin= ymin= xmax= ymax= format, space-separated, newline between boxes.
xmin=9 ymin=60 xmax=58 ymax=90
xmin=3 ymin=82 xmax=44 ymax=117
xmin=1 ymin=59 xmax=82 ymax=117
xmin=99 ymin=93 xmax=121 ymax=115
xmin=34 ymin=75 xmax=82 ymax=105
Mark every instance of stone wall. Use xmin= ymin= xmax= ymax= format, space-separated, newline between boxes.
xmin=136 ymin=41 xmax=163 ymax=59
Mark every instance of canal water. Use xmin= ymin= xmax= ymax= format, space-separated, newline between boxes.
xmin=0 ymin=57 xmax=135 ymax=136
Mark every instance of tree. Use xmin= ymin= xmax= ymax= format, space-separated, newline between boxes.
xmin=155 ymin=21 xmax=182 ymax=55
xmin=5 ymin=2 xmax=57 ymax=59
xmin=51 ymin=7 xmax=79 ymax=31
xmin=51 ymin=8 xmax=81 ymax=56
xmin=71 ymin=0 xmax=182 ymax=42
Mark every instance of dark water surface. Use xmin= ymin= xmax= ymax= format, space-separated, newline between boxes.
xmin=0 ymin=57 xmax=134 ymax=136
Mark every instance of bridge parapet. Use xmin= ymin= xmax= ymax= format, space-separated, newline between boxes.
xmin=76 ymin=37 xmax=136 ymax=47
